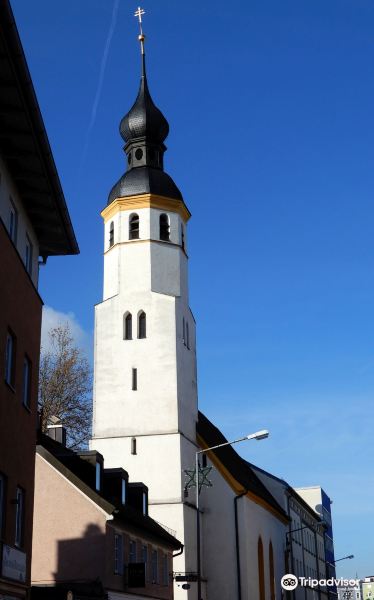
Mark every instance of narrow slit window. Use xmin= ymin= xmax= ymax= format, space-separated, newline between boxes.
xmin=181 ymin=224 xmax=185 ymax=250
xmin=186 ymin=322 xmax=190 ymax=349
xmin=131 ymin=437 xmax=137 ymax=455
xmin=159 ymin=214 xmax=170 ymax=241
xmin=109 ymin=221 xmax=114 ymax=247
xmin=138 ymin=311 xmax=146 ymax=339
xmin=129 ymin=214 xmax=139 ymax=240
xmin=124 ymin=313 xmax=132 ymax=340
xmin=182 ymin=318 xmax=186 ymax=346
xmin=132 ymin=368 xmax=137 ymax=391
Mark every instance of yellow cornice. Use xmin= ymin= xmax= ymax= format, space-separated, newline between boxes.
xmin=197 ymin=433 xmax=289 ymax=525
xmin=101 ymin=194 xmax=191 ymax=223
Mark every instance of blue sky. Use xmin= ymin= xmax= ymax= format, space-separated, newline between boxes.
xmin=12 ymin=0 xmax=374 ymax=576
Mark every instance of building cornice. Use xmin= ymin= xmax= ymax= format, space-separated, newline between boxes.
xmin=101 ymin=193 xmax=191 ymax=223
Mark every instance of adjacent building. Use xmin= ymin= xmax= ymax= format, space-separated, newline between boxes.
xmin=296 ymin=487 xmax=337 ymax=598
xmin=0 ymin=1 xmax=78 ymax=598
xmin=31 ymin=429 xmax=182 ymax=600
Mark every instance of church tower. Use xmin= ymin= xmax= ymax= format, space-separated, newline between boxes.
xmin=91 ymin=18 xmax=198 ymax=594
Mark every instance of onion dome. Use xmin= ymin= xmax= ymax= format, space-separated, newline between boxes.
xmin=108 ymin=35 xmax=182 ymax=205
xmin=119 ymin=75 xmax=169 ymax=145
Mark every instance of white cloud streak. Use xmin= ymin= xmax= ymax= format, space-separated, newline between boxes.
xmin=41 ymin=306 xmax=93 ymax=361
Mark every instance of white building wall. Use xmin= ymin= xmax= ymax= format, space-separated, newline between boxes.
xmin=0 ymin=156 xmax=39 ymax=287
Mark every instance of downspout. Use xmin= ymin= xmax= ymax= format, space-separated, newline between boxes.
xmin=173 ymin=544 xmax=184 ymax=558
xmin=234 ymin=491 xmax=247 ymax=600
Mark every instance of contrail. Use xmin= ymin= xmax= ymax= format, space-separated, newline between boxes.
xmin=80 ymin=0 xmax=120 ymax=168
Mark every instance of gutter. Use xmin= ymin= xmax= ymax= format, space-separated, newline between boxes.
xmin=234 ymin=490 xmax=247 ymax=600
xmin=173 ymin=544 xmax=184 ymax=558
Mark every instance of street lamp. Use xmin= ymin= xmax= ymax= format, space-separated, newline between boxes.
xmin=195 ymin=430 xmax=269 ymax=600
xmin=330 ymin=555 xmax=354 ymax=564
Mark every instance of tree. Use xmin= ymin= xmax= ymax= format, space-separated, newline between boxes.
xmin=39 ymin=323 xmax=92 ymax=449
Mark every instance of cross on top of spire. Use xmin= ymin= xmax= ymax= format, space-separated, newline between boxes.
xmin=134 ymin=6 xmax=145 ymax=36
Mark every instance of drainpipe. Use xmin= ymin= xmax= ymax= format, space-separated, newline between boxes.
xmin=173 ymin=544 xmax=184 ymax=558
xmin=234 ymin=491 xmax=247 ymax=600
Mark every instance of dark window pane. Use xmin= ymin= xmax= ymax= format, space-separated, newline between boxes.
xmin=138 ymin=312 xmax=146 ymax=339
xmin=124 ymin=314 xmax=132 ymax=340
xmin=159 ymin=214 xmax=170 ymax=241
xmin=129 ymin=214 xmax=139 ymax=240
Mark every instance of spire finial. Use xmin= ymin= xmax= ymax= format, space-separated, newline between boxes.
xmin=134 ymin=6 xmax=146 ymax=75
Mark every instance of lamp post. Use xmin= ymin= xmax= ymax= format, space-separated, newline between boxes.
xmin=331 ymin=555 xmax=354 ymax=564
xmin=195 ymin=430 xmax=269 ymax=600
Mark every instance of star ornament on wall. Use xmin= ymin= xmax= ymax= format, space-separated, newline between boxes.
xmin=184 ymin=465 xmax=213 ymax=492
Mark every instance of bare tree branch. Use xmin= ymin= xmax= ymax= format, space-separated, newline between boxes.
xmin=39 ymin=323 xmax=92 ymax=449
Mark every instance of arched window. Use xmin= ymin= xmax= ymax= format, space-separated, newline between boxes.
xmin=124 ymin=313 xmax=132 ymax=340
xmin=109 ymin=221 xmax=114 ymax=247
xmin=159 ymin=213 xmax=170 ymax=241
xmin=129 ymin=213 xmax=139 ymax=240
xmin=269 ymin=541 xmax=276 ymax=600
xmin=258 ymin=537 xmax=265 ymax=600
xmin=181 ymin=224 xmax=185 ymax=250
xmin=138 ymin=311 xmax=146 ymax=339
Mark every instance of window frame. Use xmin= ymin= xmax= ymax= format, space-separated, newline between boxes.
xmin=5 ymin=329 xmax=16 ymax=389
xmin=25 ymin=234 xmax=33 ymax=275
xmin=114 ymin=532 xmax=124 ymax=575
xmin=109 ymin=221 xmax=115 ymax=248
xmin=138 ymin=311 xmax=146 ymax=339
xmin=124 ymin=313 xmax=132 ymax=340
xmin=9 ymin=197 xmax=18 ymax=244
xmin=129 ymin=213 xmax=140 ymax=240
xmin=21 ymin=355 xmax=32 ymax=409
xmin=15 ymin=486 xmax=25 ymax=548
xmin=159 ymin=213 xmax=170 ymax=242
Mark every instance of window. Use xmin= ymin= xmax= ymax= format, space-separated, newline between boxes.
xmin=258 ymin=537 xmax=265 ymax=600
xmin=121 ymin=479 xmax=126 ymax=505
xmin=186 ymin=322 xmax=190 ymax=349
xmin=142 ymin=491 xmax=147 ymax=516
xmin=22 ymin=356 xmax=31 ymax=409
xmin=0 ymin=473 xmax=5 ymax=538
xmin=138 ymin=311 xmax=146 ymax=339
xmin=25 ymin=235 xmax=33 ymax=275
xmin=95 ymin=462 xmax=101 ymax=491
xmin=114 ymin=533 xmax=123 ymax=574
xmin=15 ymin=487 xmax=24 ymax=547
xmin=182 ymin=318 xmax=186 ymax=345
xmin=159 ymin=214 xmax=170 ymax=241
xmin=9 ymin=198 xmax=18 ymax=244
xmin=5 ymin=330 xmax=16 ymax=388
xmin=181 ymin=224 xmax=185 ymax=250
xmin=162 ymin=554 xmax=168 ymax=586
xmin=132 ymin=368 xmax=137 ymax=391
xmin=151 ymin=549 xmax=158 ymax=584
xmin=142 ymin=545 xmax=148 ymax=580
xmin=109 ymin=221 xmax=114 ymax=247
xmin=129 ymin=540 xmax=137 ymax=563
xmin=124 ymin=313 xmax=132 ymax=340
xmin=131 ymin=437 xmax=137 ymax=455
xmin=129 ymin=214 xmax=139 ymax=240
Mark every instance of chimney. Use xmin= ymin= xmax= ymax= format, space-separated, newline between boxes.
xmin=47 ymin=423 xmax=67 ymax=446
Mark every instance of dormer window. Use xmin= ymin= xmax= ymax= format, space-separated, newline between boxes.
xmin=159 ymin=214 xmax=170 ymax=241
xmin=129 ymin=214 xmax=139 ymax=240
xmin=95 ymin=462 xmax=101 ymax=491
xmin=121 ymin=479 xmax=126 ymax=505
xmin=142 ymin=491 xmax=147 ymax=515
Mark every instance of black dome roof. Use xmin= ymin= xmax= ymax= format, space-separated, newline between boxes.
xmin=119 ymin=76 xmax=169 ymax=144
xmin=108 ymin=167 xmax=182 ymax=205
